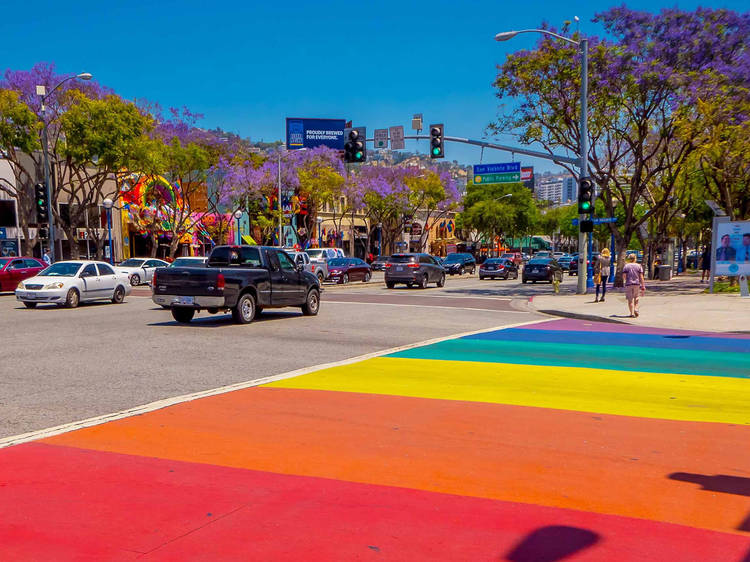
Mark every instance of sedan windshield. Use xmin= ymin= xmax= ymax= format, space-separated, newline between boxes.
xmin=484 ymin=259 xmax=503 ymax=264
xmin=119 ymin=259 xmax=145 ymax=267
xmin=443 ymin=254 xmax=465 ymax=263
xmin=327 ymin=258 xmax=350 ymax=267
xmin=0 ymin=258 xmax=11 ymax=269
xmin=40 ymin=262 xmax=82 ymax=277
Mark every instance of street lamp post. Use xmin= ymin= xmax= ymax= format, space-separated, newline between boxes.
xmin=377 ymin=222 xmax=383 ymax=257
xmin=495 ymin=30 xmax=590 ymax=294
xmin=36 ymin=72 xmax=93 ymax=263
xmin=316 ymin=217 xmax=323 ymax=248
xmin=102 ymin=198 xmax=114 ymax=264
xmin=234 ymin=210 xmax=243 ymax=245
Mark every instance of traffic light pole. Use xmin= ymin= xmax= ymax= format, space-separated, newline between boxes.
xmin=577 ymin=39 xmax=590 ymax=295
xmin=41 ymin=108 xmax=55 ymax=263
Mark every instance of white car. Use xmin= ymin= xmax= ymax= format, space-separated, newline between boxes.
xmin=15 ymin=260 xmax=132 ymax=308
xmin=115 ymin=258 xmax=169 ymax=285
xmin=286 ymin=251 xmax=327 ymax=282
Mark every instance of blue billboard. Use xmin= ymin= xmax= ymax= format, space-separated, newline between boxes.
xmin=473 ymin=162 xmax=521 ymax=175
xmin=285 ymin=118 xmax=346 ymax=150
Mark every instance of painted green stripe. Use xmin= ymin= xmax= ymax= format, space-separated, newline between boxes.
xmin=387 ymin=339 xmax=750 ymax=379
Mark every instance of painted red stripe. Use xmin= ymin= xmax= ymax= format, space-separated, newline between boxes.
xmin=0 ymin=443 xmax=746 ymax=561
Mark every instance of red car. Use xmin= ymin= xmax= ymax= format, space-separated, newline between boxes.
xmin=325 ymin=258 xmax=372 ymax=284
xmin=0 ymin=256 xmax=47 ymax=292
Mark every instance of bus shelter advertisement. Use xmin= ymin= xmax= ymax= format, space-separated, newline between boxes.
xmin=715 ymin=220 xmax=750 ymax=276
xmin=286 ymin=118 xmax=345 ymax=150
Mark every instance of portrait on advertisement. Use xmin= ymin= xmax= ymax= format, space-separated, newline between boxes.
xmin=714 ymin=220 xmax=750 ymax=276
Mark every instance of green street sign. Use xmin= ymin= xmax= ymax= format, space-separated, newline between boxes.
xmin=474 ymin=172 xmax=521 ymax=184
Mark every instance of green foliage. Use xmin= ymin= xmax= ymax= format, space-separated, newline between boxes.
xmin=0 ymin=89 xmax=41 ymax=154
xmin=459 ymin=181 xmax=538 ymax=241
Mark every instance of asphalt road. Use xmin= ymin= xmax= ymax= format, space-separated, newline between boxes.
xmin=0 ymin=273 xmax=559 ymax=439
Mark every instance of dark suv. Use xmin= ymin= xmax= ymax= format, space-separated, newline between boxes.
xmin=385 ymin=253 xmax=445 ymax=289
xmin=442 ymin=253 xmax=477 ymax=275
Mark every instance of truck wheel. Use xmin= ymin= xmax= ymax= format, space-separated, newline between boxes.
xmin=418 ymin=273 xmax=428 ymax=289
xmin=302 ymin=288 xmax=320 ymax=316
xmin=23 ymin=302 xmax=37 ymax=309
xmin=232 ymin=293 xmax=256 ymax=324
xmin=386 ymin=281 xmax=395 ymax=289
xmin=317 ymin=271 xmax=325 ymax=283
xmin=171 ymin=307 xmax=195 ymax=323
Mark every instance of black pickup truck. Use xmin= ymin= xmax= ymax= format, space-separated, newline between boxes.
xmin=152 ymin=245 xmax=321 ymax=324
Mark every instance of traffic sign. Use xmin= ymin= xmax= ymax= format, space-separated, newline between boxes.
xmin=474 ymin=172 xmax=521 ymax=184
xmin=571 ymin=217 xmax=618 ymax=226
xmin=389 ymin=126 xmax=405 ymax=150
xmin=473 ymin=162 xmax=521 ymax=175
xmin=0 ymin=227 xmax=6 ymax=239
xmin=374 ymin=129 xmax=388 ymax=149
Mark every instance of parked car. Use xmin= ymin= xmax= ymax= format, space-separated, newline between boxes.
xmin=326 ymin=257 xmax=371 ymax=284
xmin=442 ymin=253 xmax=476 ymax=275
xmin=557 ymin=255 xmax=575 ymax=271
xmin=152 ymin=245 xmax=320 ymax=324
xmin=15 ymin=260 xmax=131 ymax=308
xmin=169 ymin=257 xmax=208 ymax=268
xmin=500 ymin=252 xmax=523 ymax=266
xmin=384 ymin=253 xmax=445 ymax=289
xmin=116 ymin=258 xmax=169 ymax=285
xmin=522 ymin=258 xmax=563 ymax=284
xmin=0 ymin=257 xmax=47 ymax=292
xmin=552 ymin=252 xmax=566 ymax=260
xmin=479 ymin=258 xmax=519 ymax=280
xmin=534 ymin=251 xmax=552 ymax=259
xmin=432 ymin=255 xmax=445 ymax=266
xmin=287 ymin=250 xmax=327 ymax=282
xmin=370 ymin=255 xmax=390 ymax=271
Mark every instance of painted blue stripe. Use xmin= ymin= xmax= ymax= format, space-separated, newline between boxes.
xmin=464 ymin=329 xmax=750 ymax=354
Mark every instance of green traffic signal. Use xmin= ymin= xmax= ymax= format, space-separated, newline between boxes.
xmin=581 ymin=201 xmax=591 ymax=211
xmin=355 ymin=151 xmax=363 ymax=160
xmin=432 ymin=147 xmax=441 ymax=156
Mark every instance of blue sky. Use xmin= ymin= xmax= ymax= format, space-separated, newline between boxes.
xmin=2 ymin=0 xmax=747 ymax=173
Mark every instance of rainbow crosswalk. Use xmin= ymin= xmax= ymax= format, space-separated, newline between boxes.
xmin=0 ymin=318 xmax=748 ymax=560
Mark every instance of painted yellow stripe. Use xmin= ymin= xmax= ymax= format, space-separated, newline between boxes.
xmin=268 ymin=357 xmax=750 ymax=425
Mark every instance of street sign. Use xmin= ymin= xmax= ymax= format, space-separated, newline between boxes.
xmin=411 ymin=114 xmax=423 ymax=131
xmin=571 ymin=217 xmax=618 ymax=226
xmin=374 ymin=129 xmax=388 ymax=149
xmin=389 ymin=126 xmax=405 ymax=150
xmin=285 ymin=118 xmax=346 ymax=150
xmin=473 ymin=162 xmax=521 ymax=175
xmin=474 ymin=172 xmax=521 ymax=184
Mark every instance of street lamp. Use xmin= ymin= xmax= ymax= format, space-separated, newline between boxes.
xmin=377 ymin=222 xmax=383 ymax=257
xmin=102 ymin=198 xmax=114 ymax=264
xmin=36 ymin=72 xmax=93 ymax=263
xmin=234 ymin=210 xmax=243 ymax=245
xmin=316 ymin=217 xmax=323 ymax=248
xmin=496 ymin=29 xmax=590 ymax=294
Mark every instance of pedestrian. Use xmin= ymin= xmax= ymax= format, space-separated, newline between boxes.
xmin=594 ymin=248 xmax=611 ymax=302
xmin=623 ymin=253 xmax=646 ymax=318
xmin=700 ymin=244 xmax=711 ymax=282
xmin=42 ymin=248 xmax=51 ymax=265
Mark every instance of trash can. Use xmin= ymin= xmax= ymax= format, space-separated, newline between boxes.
xmin=657 ymin=265 xmax=672 ymax=281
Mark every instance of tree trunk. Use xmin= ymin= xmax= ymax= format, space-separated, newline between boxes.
xmin=150 ymin=233 xmax=159 ymax=257
xmin=65 ymin=227 xmax=81 ymax=260
xmin=169 ymin=236 xmax=180 ymax=259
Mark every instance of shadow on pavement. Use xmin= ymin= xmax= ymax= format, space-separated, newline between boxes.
xmin=669 ymin=472 xmax=750 ymax=497
xmin=148 ymin=310 xmax=301 ymax=328
xmin=505 ymin=525 xmax=600 ymax=561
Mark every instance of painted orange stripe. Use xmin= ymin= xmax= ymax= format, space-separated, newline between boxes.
xmin=45 ymin=388 xmax=750 ymax=535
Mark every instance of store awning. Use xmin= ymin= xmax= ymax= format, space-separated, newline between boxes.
xmin=242 ymin=234 xmax=257 ymax=245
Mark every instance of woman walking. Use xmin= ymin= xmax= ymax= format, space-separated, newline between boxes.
xmin=623 ymin=253 xmax=646 ymax=317
xmin=594 ymin=248 xmax=611 ymax=302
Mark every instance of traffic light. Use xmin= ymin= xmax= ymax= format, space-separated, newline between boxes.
xmin=35 ymin=183 xmax=48 ymax=224
xmin=578 ymin=177 xmax=594 ymax=215
xmin=429 ymin=124 xmax=444 ymax=159
xmin=344 ymin=127 xmax=366 ymax=163
xmin=38 ymin=227 xmax=49 ymax=239
xmin=579 ymin=219 xmax=594 ymax=233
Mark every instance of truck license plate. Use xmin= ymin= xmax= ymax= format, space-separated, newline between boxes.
xmin=173 ymin=296 xmax=194 ymax=305
xmin=396 ymin=266 xmax=403 ymax=271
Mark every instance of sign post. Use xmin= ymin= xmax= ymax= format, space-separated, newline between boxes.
xmin=374 ymin=129 xmax=388 ymax=149
xmin=389 ymin=126 xmax=405 ymax=150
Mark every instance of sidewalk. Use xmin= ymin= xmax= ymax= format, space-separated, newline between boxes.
xmin=529 ymin=273 xmax=750 ymax=333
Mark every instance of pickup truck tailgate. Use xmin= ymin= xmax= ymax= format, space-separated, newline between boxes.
xmin=154 ymin=267 xmax=221 ymax=296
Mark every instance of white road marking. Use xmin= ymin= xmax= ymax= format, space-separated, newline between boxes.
xmin=0 ymin=317 xmax=555 ymax=449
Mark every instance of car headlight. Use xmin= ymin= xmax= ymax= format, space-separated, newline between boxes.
xmin=43 ymin=282 xmax=64 ymax=289
xmin=16 ymin=282 xmax=24 ymax=290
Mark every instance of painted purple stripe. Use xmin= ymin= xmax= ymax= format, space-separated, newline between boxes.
xmin=525 ymin=318 xmax=750 ymax=339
